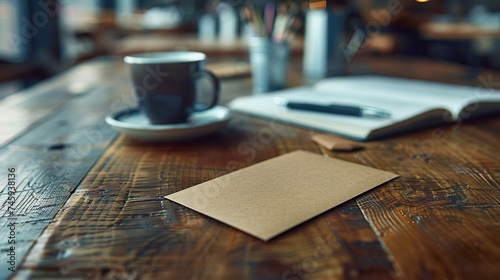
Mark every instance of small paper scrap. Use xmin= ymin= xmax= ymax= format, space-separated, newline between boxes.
xmin=311 ymin=134 xmax=364 ymax=151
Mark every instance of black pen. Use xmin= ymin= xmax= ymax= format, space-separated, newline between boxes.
xmin=274 ymin=97 xmax=391 ymax=119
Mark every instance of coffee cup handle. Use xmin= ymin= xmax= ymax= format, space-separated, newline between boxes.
xmin=193 ymin=70 xmax=220 ymax=111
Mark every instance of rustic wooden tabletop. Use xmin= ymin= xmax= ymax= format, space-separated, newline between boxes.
xmin=0 ymin=55 xmax=499 ymax=279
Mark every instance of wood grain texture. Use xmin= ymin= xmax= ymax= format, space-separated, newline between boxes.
xmin=19 ymin=117 xmax=500 ymax=279
xmin=0 ymin=59 xmax=126 ymax=279
xmin=358 ymin=122 xmax=500 ymax=279
xmin=4 ymin=57 xmax=500 ymax=279
xmin=0 ymin=59 xmax=123 ymax=148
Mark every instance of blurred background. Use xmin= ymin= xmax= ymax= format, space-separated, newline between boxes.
xmin=1 ymin=0 xmax=499 ymax=98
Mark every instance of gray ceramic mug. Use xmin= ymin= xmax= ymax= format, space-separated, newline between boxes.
xmin=124 ymin=52 xmax=220 ymax=124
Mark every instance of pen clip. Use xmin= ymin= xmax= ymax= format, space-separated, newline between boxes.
xmin=361 ymin=106 xmax=391 ymax=118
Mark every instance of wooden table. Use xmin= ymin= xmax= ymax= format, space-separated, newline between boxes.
xmin=419 ymin=22 xmax=500 ymax=40
xmin=1 ymin=55 xmax=500 ymax=279
xmin=112 ymin=34 xmax=304 ymax=57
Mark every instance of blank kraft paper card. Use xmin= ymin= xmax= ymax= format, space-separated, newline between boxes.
xmin=166 ymin=150 xmax=398 ymax=241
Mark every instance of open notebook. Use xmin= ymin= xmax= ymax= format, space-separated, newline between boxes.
xmin=228 ymin=75 xmax=500 ymax=141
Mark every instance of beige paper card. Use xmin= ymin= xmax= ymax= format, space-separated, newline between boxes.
xmin=166 ymin=150 xmax=398 ymax=241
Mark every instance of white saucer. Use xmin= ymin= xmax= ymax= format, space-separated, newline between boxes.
xmin=105 ymin=106 xmax=231 ymax=142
